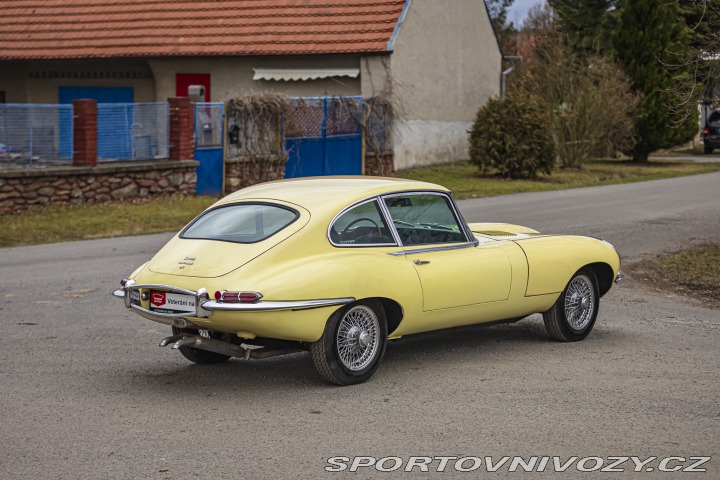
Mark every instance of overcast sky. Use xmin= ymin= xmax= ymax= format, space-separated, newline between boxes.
xmin=506 ymin=0 xmax=544 ymax=26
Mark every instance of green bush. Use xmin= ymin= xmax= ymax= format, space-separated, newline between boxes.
xmin=468 ymin=90 xmax=555 ymax=179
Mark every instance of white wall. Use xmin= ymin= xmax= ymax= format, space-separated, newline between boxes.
xmin=388 ymin=0 xmax=502 ymax=169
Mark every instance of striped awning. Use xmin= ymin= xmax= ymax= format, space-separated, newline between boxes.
xmin=253 ymin=68 xmax=360 ymax=82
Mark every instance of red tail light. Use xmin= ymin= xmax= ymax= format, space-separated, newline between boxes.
xmin=704 ymin=127 xmax=710 ymax=136
xmin=214 ymin=291 xmax=263 ymax=303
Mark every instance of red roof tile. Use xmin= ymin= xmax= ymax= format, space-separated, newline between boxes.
xmin=0 ymin=0 xmax=407 ymax=59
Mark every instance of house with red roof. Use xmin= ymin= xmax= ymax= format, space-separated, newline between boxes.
xmin=0 ymin=0 xmax=501 ymax=168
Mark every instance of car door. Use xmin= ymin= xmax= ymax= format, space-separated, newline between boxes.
xmin=382 ymin=192 xmax=512 ymax=311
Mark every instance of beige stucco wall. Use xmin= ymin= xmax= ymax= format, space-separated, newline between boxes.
xmin=1 ymin=55 xmax=366 ymax=104
xmin=0 ymin=59 xmax=156 ymax=103
xmin=148 ymin=55 xmax=362 ymax=101
xmin=388 ymin=0 xmax=502 ymax=169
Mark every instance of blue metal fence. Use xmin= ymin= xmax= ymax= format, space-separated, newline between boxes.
xmin=0 ymin=104 xmax=73 ymax=167
xmin=97 ymin=103 xmax=169 ymax=161
xmin=194 ymin=102 xmax=225 ymax=195
xmin=284 ymin=96 xmax=364 ymax=178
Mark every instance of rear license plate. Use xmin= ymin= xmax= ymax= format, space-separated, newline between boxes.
xmin=149 ymin=291 xmax=196 ymax=315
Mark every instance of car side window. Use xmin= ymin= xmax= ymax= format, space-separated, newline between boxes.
xmin=329 ymin=200 xmax=396 ymax=246
xmin=383 ymin=194 xmax=467 ymax=246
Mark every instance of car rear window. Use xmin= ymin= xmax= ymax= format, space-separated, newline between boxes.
xmin=709 ymin=112 xmax=720 ymax=125
xmin=181 ymin=203 xmax=298 ymax=243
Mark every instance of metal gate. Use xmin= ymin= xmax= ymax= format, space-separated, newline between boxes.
xmin=194 ymin=102 xmax=225 ymax=195
xmin=284 ymin=97 xmax=363 ymax=178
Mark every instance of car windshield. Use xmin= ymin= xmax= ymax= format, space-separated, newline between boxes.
xmin=181 ymin=203 xmax=298 ymax=243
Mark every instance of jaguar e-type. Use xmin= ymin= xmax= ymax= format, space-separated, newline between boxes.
xmin=114 ymin=177 xmax=621 ymax=385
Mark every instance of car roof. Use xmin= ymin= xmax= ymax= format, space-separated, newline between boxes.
xmin=215 ymin=176 xmax=449 ymax=213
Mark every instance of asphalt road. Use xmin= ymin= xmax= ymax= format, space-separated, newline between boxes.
xmin=1 ymin=173 xmax=719 ymax=479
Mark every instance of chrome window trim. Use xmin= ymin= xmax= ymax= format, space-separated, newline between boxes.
xmin=326 ymin=189 xmax=478 ymax=250
xmin=386 ymin=242 xmax=478 ymax=256
xmin=327 ymin=197 xmax=398 ymax=248
xmin=376 ymin=195 xmax=403 ymax=246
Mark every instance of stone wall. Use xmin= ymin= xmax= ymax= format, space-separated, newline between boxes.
xmin=0 ymin=160 xmax=198 ymax=213
xmin=364 ymin=153 xmax=395 ymax=177
xmin=224 ymin=155 xmax=287 ymax=194
xmin=223 ymin=153 xmax=395 ymax=194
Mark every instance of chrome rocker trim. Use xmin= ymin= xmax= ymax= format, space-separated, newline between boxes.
xmin=113 ymin=280 xmax=355 ymax=325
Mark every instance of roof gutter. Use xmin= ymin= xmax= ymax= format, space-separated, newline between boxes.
xmin=501 ymin=55 xmax=522 ymax=98
xmin=387 ymin=0 xmax=412 ymax=51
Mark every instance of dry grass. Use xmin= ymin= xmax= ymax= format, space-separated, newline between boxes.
xmin=0 ymin=195 xmax=216 ymax=248
xmin=398 ymin=158 xmax=720 ymax=199
xmin=628 ymin=244 xmax=720 ymax=309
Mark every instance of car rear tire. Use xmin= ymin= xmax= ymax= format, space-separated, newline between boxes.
xmin=704 ymin=144 xmax=714 ymax=154
xmin=310 ymin=300 xmax=387 ymax=385
xmin=543 ymin=268 xmax=599 ymax=342
xmin=171 ymin=326 xmax=231 ymax=364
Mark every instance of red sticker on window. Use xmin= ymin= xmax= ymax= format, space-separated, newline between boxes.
xmin=151 ymin=292 xmax=166 ymax=306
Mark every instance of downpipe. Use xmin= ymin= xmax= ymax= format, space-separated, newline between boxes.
xmin=159 ymin=333 xmax=305 ymax=360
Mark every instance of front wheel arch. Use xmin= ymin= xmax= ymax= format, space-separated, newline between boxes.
xmin=585 ymin=262 xmax=615 ymax=297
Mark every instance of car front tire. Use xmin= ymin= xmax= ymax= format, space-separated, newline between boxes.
xmin=543 ymin=268 xmax=600 ymax=342
xmin=310 ymin=300 xmax=387 ymax=385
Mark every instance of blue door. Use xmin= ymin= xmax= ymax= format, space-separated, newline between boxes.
xmin=284 ymin=97 xmax=363 ymax=178
xmin=194 ymin=102 xmax=224 ymax=195
xmin=58 ymin=86 xmax=134 ymax=159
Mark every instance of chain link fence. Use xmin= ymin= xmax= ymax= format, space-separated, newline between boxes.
xmin=0 ymin=104 xmax=73 ymax=167
xmin=97 ymin=103 xmax=169 ymax=161
xmin=194 ymin=102 xmax=224 ymax=148
xmin=327 ymin=97 xmax=362 ymax=136
xmin=0 ymin=97 xmax=391 ymax=169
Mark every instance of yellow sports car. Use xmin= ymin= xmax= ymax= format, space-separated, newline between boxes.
xmin=114 ymin=177 xmax=621 ymax=385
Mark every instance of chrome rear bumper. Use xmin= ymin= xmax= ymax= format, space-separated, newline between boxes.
xmin=113 ymin=280 xmax=354 ymax=326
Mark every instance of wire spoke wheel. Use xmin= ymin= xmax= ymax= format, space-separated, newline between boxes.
xmin=543 ymin=268 xmax=600 ymax=342
xmin=563 ymin=274 xmax=595 ymax=331
xmin=336 ymin=305 xmax=380 ymax=371
xmin=310 ymin=300 xmax=388 ymax=385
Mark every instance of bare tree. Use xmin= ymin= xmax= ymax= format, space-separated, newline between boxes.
xmin=519 ymin=25 xmax=639 ymax=167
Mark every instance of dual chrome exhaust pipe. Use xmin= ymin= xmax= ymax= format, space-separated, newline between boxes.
xmin=159 ymin=333 xmax=304 ymax=360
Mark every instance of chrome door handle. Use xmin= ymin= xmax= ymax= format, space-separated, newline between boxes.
xmin=413 ymin=259 xmax=430 ymax=265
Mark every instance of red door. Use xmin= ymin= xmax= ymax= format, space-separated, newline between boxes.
xmin=176 ymin=73 xmax=210 ymax=101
